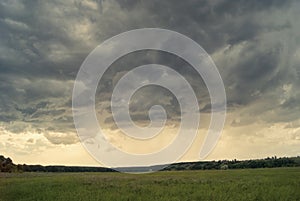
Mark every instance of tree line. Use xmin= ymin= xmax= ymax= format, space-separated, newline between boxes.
xmin=164 ymin=156 xmax=300 ymax=171
xmin=0 ymin=155 xmax=114 ymax=173
xmin=1 ymin=155 xmax=299 ymax=173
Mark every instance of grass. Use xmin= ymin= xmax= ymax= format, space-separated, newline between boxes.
xmin=0 ymin=168 xmax=299 ymax=201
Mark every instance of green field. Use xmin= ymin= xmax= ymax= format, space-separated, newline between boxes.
xmin=0 ymin=168 xmax=299 ymax=201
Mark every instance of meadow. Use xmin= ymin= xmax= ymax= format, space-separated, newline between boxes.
xmin=0 ymin=168 xmax=299 ymax=201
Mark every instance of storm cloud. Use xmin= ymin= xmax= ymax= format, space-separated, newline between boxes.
xmin=0 ymin=0 xmax=299 ymax=163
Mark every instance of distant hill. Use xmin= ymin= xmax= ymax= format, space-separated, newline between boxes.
xmin=1 ymin=155 xmax=299 ymax=173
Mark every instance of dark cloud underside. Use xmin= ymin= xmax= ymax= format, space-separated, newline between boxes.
xmin=0 ymin=0 xmax=299 ymax=149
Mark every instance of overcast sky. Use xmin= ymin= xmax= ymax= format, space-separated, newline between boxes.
xmin=0 ymin=0 xmax=299 ymax=166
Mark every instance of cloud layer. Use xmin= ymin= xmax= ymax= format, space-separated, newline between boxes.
xmin=0 ymin=0 xmax=299 ymax=164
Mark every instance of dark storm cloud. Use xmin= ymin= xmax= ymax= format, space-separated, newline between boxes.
xmin=0 ymin=0 xmax=300 ymax=145
xmin=116 ymin=0 xmax=293 ymax=52
xmin=95 ymin=50 xmax=207 ymax=129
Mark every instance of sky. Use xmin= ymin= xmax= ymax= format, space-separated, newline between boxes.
xmin=0 ymin=0 xmax=299 ymax=166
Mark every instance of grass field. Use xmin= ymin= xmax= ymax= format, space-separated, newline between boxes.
xmin=0 ymin=168 xmax=299 ymax=201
